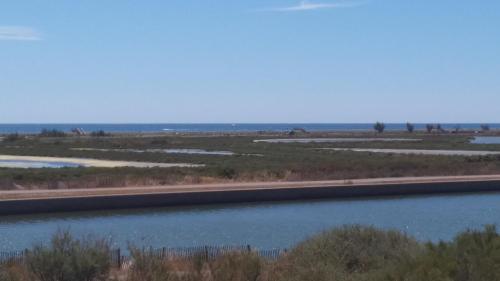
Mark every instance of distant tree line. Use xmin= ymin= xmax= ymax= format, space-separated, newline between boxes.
xmin=39 ymin=129 xmax=67 ymax=138
xmin=373 ymin=122 xmax=493 ymax=133
xmin=90 ymin=130 xmax=110 ymax=137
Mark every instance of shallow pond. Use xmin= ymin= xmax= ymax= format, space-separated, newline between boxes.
xmin=254 ymin=138 xmax=421 ymax=143
xmin=471 ymin=136 xmax=500 ymax=144
xmin=0 ymin=160 xmax=80 ymax=169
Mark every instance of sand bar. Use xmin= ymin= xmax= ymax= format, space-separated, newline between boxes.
xmin=0 ymin=155 xmax=203 ymax=169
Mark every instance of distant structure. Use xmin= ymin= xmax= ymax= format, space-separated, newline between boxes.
xmin=71 ymin=128 xmax=87 ymax=136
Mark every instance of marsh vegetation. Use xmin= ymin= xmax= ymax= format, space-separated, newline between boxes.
xmin=1 ymin=130 xmax=500 ymax=189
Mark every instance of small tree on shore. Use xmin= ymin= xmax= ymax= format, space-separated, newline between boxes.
xmin=481 ymin=124 xmax=490 ymax=132
xmin=406 ymin=123 xmax=415 ymax=133
xmin=426 ymin=124 xmax=434 ymax=133
xmin=5 ymin=133 xmax=21 ymax=142
xmin=374 ymin=122 xmax=385 ymax=133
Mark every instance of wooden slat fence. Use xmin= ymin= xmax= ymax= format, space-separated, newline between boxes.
xmin=1 ymin=246 xmax=287 ymax=268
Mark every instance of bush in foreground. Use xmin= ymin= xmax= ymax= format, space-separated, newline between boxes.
xmin=267 ymin=225 xmax=420 ymax=281
xmin=26 ymin=231 xmax=112 ymax=281
xmin=388 ymin=225 xmax=500 ymax=281
xmin=126 ymin=249 xmax=263 ymax=281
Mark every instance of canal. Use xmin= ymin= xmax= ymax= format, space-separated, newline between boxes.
xmin=1 ymin=191 xmax=499 ymax=251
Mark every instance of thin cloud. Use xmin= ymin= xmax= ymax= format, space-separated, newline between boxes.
xmin=0 ymin=26 xmax=41 ymax=41
xmin=263 ymin=0 xmax=365 ymax=12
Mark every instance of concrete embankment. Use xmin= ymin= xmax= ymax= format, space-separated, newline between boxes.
xmin=1 ymin=176 xmax=500 ymax=215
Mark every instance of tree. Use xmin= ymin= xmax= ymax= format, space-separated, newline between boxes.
xmin=406 ymin=123 xmax=415 ymax=133
xmin=481 ymin=124 xmax=490 ymax=132
xmin=426 ymin=124 xmax=434 ymax=133
xmin=374 ymin=122 xmax=385 ymax=133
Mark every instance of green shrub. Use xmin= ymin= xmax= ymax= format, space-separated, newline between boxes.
xmin=127 ymin=248 xmax=174 ymax=281
xmin=4 ymin=133 xmax=22 ymax=142
xmin=268 ymin=225 xmax=420 ymax=281
xmin=26 ymin=231 xmax=111 ymax=281
xmin=91 ymin=131 xmax=109 ymax=137
xmin=208 ymin=252 xmax=263 ymax=281
xmin=0 ymin=263 xmax=29 ymax=281
xmin=39 ymin=129 xmax=67 ymax=138
xmin=384 ymin=225 xmax=500 ymax=281
xmin=374 ymin=122 xmax=385 ymax=133
xmin=480 ymin=124 xmax=490 ymax=132
xmin=406 ymin=122 xmax=415 ymax=133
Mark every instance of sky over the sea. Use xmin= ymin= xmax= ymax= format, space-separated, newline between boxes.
xmin=1 ymin=0 xmax=499 ymax=123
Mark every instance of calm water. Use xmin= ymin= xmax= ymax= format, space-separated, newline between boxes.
xmin=0 ymin=160 xmax=81 ymax=169
xmin=1 ymin=123 xmax=499 ymax=134
xmin=471 ymin=136 xmax=500 ymax=144
xmin=1 ymin=192 xmax=500 ymax=251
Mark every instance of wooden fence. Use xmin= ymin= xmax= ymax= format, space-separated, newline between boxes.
xmin=1 ymin=245 xmax=287 ymax=268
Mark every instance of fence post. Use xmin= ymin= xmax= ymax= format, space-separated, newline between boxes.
xmin=24 ymin=249 xmax=29 ymax=264
xmin=117 ymin=248 xmax=121 ymax=268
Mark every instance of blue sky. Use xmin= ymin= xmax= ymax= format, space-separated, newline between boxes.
xmin=1 ymin=0 xmax=499 ymax=123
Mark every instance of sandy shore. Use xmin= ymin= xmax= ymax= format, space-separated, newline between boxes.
xmin=323 ymin=148 xmax=500 ymax=156
xmin=2 ymin=174 xmax=500 ymax=201
xmin=0 ymin=155 xmax=203 ymax=168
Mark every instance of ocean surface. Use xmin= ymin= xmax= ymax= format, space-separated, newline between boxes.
xmin=0 ymin=123 xmax=499 ymax=134
xmin=2 ymin=192 xmax=500 ymax=252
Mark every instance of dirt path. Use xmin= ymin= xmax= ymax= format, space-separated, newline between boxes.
xmin=2 ymin=175 xmax=500 ymax=201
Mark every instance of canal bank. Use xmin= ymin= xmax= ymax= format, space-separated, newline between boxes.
xmin=2 ymin=175 xmax=500 ymax=215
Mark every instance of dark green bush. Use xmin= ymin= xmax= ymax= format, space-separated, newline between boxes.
xmin=26 ymin=231 xmax=111 ymax=281
xmin=91 ymin=131 xmax=109 ymax=137
xmin=480 ymin=124 xmax=490 ymax=132
xmin=406 ymin=122 xmax=415 ymax=133
xmin=374 ymin=122 xmax=385 ymax=133
xmin=0 ymin=263 xmax=30 ymax=281
xmin=127 ymin=247 xmax=174 ymax=281
xmin=209 ymin=252 xmax=263 ymax=281
xmin=4 ymin=133 xmax=22 ymax=142
xmin=384 ymin=225 xmax=500 ymax=281
xmin=39 ymin=129 xmax=67 ymax=138
xmin=268 ymin=225 xmax=420 ymax=281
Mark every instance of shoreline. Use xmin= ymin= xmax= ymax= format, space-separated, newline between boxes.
xmin=2 ymin=175 xmax=500 ymax=215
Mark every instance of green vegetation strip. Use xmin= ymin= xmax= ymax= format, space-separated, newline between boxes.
xmin=2 ymin=225 xmax=500 ymax=281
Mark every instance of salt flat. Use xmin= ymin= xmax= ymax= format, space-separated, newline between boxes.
xmin=254 ymin=138 xmax=422 ymax=143
xmin=323 ymin=148 xmax=500 ymax=156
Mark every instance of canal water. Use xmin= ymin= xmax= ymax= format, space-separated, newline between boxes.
xmin=1 ymin=192 xmax=500 ymax=251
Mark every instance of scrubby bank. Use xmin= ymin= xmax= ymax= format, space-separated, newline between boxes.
xmin=3 ymin=225 xmax=500 ymax=281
